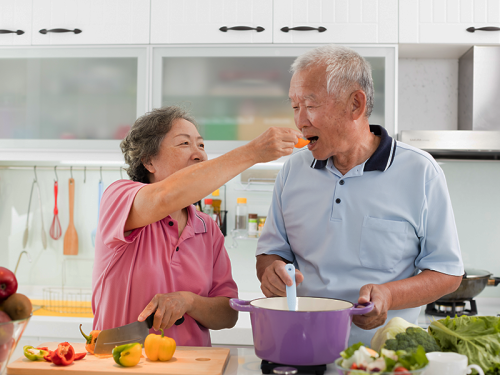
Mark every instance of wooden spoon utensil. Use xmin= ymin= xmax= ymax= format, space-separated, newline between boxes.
xmin=63 ymin=178 xmax=78 ymax=255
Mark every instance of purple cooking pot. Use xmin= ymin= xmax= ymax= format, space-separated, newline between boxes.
xmin=230 ymin=297 xmax=373 ymax=366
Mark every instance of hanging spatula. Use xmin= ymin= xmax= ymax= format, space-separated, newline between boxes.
xmin=63 ymin=178 xmax=78 ymax=255
xmin=22 ymin=179 xmax=36 ymax=249
xmin=35 ymin=180 xmax=47 ymax=249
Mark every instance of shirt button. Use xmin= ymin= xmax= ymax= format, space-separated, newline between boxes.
xmin=176 ymin=247 xmax=179 ymax=251
xmin=339 ymin=180 xmax=345 ymax=185
xmin=336 ymin=198 xmax=341 ymax=204
xmin=168 ymin=221 xmax=174 ymax=226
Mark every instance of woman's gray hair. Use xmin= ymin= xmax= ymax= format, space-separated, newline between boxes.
xmin=120 ymin=106 xmax=197 ymax=183
xmin=291 ymin=45 xmax=374 ymax=118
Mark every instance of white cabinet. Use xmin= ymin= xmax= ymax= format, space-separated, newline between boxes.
xmin=273 ymin=0 xmax=398 ymax=44
xmin=400 ymin=0 xmax=500 ymax=43
xmin=31 ymin=0 xmax=151 ymax=45
xmin=150 ymin=0 xmax=273 ymax=44
xmin=0 ymin=0 xmax=32 ymax=46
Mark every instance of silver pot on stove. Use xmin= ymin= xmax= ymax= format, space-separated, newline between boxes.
xmin=436 ymin=268 xmax=500 ymax=302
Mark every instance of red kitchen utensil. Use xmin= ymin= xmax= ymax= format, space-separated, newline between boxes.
xmin=49 ymin=181 xmax=62 ymax=240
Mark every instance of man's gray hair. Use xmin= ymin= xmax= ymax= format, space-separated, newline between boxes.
xmin=291 ymin=45 xmax=374 ymax=118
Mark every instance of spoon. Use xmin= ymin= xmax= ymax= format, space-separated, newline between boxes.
xmin=295 ymin=138 xmax=310 ymax=148
xmin=285 ymin=263 xmax=297 ymax=311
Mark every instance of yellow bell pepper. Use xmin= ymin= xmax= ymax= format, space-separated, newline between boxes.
xmin=144 ymin=328 xmax=176 ymax=361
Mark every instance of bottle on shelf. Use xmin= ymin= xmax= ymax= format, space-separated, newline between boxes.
xmin=204 ymin=198 xmax=214 ymax=218
xmin=234 ymin=197 xmax=248 ymax=237
xmin=248 ymin=214 xmax=258 ymax=238
xmin=257 ymin=216 xmax=266 ymax=237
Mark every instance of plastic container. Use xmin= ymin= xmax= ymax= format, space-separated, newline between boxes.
xmin=234 ymin=198 xmax=248 ymax=235
xmin=248 ymin=214 xmax=258 ymax=237
xmin=204 ymin=198 xmax=214 ymax=217
xmin=334 ymin=358 xmax=428 ymax=375
xmin=258 ymin=217 xmax=266 ymax=237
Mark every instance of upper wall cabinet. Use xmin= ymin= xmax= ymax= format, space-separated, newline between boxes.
xmin=31 ymin=0 xmax=151 ymax=45
xmin=150 ymin=0 xmax=273 ymax=44
xmin=0 ymin=0 xmax=32 ymax=46
xmin=400 ymin=0 xmax=500 ymax=43
xmin=273 ymin=0 xmax=398 ymax=43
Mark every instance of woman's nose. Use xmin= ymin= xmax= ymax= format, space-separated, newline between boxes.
xmin=191 ymin=145 xmax=207 ymax=161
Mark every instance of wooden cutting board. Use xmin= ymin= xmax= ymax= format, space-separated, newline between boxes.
xmin=7 ymin=342 xmax=230 ymax=375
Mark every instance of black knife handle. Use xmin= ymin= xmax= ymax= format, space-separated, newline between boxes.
xmin=280 ymin=26 xmax=327 ymax=33
xmin=466 ymin=26 xmax=500 ymax=33
xmin=0 ymin=29 xmax=24 ymax=35
xmin=145 ymin=312 xmax=184 ymax=328
xmin=39 ymin=28 xmax=82 ymax=34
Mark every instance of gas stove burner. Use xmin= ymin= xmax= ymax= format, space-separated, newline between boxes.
xmin=425 ymin=298 xmax=478 ymax=317
xmin=260 ymin=360 xmax=327 ymax=375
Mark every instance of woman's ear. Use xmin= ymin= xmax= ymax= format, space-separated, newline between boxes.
xmin=142 ymin=159 xmax=155 ymax=174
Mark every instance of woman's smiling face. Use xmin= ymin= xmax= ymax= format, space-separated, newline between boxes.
xmin=146 ymin=119 xmax=207 ymax=183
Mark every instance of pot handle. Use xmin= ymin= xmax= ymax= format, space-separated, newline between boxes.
xmin=350 ymin=302 xmax=374 ymax=316
xmin=488 ymin=277 xmax=500 ymax=286
xmin=229 ymin=298 xmax=254 ymax=312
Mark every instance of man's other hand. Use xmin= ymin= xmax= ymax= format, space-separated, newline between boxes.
xmin=259 ymin=259 xmax=304 ymax=297
xmin=353 ymin=284 xmax=393 ymax=330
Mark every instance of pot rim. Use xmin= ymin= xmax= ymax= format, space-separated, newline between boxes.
xmin=249 ymin=296 xmax=355 ymax=312
xmin=464 ymin=268 xmax=492 ymax=279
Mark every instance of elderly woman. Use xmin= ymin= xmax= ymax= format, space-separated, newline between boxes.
xmin=91 ymin=106 xmax=301 ymax=346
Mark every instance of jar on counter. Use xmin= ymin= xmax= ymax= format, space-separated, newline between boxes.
xmin=234 ymin=198 xmax=248 ymax=235
xmin=257 ymin=217 xmax=266 ymax=237
xmin=248 ymin=214 xmax=258 ymax=238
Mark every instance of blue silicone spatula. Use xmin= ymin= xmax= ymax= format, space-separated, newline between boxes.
xmin=285 ymin=263 xmax=297 ymax=311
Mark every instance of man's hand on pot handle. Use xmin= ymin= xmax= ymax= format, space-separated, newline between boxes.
xmin=353 ymin=284 xmax=393 ymax=330
xmin=260 ymin=259 xmax=304 ymax=297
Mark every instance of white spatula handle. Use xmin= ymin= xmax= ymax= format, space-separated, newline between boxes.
xmin=285 ymin=263 xmax=297 ymax=311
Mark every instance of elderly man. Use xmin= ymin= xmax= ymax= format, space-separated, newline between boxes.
xmin=256 ymin=45 xmax=463 ymax=346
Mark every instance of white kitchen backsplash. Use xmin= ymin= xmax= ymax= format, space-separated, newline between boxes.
xmin=398 ymin=58 xmax=459 ymax=132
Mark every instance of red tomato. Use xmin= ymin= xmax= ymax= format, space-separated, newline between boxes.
xmin=350 ymin=363 xmax=359 ymax=369
xmin=394 ymin=367 xmax=411 ymax=374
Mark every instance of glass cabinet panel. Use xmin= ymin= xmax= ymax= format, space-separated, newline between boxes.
xmin=153 ymin=46 xmax=396 ymax=141
xmin=0 ymin=47 xmax=147 ymax=140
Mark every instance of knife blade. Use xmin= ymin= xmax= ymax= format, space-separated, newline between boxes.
xmin=94 ymin=313 xmax=185 ymax=355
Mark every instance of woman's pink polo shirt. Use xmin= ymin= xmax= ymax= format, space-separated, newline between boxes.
xmin=91 ymin=180 xmax=238 ymax=347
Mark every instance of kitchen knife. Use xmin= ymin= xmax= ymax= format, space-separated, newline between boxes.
xmin=94 ymin=313 xmax=185 ymax=355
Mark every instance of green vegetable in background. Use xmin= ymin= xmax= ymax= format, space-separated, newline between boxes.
xmin=384 ymin=327 xmax=440 ymax=353
xmin=371 ymin=317 xmax=422 ymax=352
xmin=396 ymin=346 xmax=429 ymax=370
xmin=429 ymin=315 xmax=500 ymax=375
xmin=340 ymin=342 xmax=364 ymax=359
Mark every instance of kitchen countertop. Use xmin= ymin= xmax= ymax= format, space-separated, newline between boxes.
xmin=9 ymin=296 xmax=500 ymax=374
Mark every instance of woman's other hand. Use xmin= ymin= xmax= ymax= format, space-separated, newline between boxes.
xmin=138 ymin=292 xmax=193 ymax=331
xmin=246 ymin=127 xmax=303 ymax=163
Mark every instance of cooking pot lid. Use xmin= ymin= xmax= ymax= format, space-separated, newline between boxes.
xmin=464 ymin=268 xmax=492 ymax=279
xmin=250 ymin=297 xmax=353 ymax=312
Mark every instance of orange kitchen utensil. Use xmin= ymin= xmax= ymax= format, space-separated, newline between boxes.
xmin=49 ymin=181 xmax=62 ymax=240
xmin=63 ymin=178 xmax=78 ymax=255
xmin=295 ymin=138 xmax=310 ymax=148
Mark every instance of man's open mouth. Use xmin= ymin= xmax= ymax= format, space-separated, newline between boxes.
xmin=307 ymin=136 xmax=319 ymax=145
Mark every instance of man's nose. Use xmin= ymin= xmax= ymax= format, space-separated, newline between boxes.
xmin=295 ymin=107 xmax=309 ymax=130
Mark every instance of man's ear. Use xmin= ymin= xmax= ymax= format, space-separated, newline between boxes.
xmin=350 ymin=90 xmax=367 ymax=121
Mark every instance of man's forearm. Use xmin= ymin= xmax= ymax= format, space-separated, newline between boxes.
xmin=256 ymin=254 xmax=287 ymax=282
xmin=384 ymin=270 xmax=462 ymax=310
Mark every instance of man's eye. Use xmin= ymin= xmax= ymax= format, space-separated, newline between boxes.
xmin=199 ymin=143 xmax=205 ymax=148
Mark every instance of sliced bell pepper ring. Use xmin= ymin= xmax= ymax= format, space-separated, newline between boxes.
xmin=43 ymin=342 xmax=87 ymax=365
xmin=23 ymin=345 xmax=50 ymax=361
xmin=79 ymin=324 xmax=100 ymax=354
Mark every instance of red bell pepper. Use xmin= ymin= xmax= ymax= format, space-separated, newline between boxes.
xmin=43 ymin=342 xmax=86 ymax=365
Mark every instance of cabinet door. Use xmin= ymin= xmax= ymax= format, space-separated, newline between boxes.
xmin=32 ymin=0 xmax=150 ymax=45
xmin=273 ymin=0 xmax=398 ymax=44
xmin=400 ymin=0 xmax=500 ymax=43
xmin=150 ymin=0 xmax=272 ymax=44
xmin=0 ymin=0 xmax=32 ymax=46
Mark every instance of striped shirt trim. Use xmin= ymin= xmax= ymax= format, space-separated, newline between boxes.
xmin=310 ymin=125 xmax=396 ymax=172
xmin=194 ymin=211 xmax=207 ymax=233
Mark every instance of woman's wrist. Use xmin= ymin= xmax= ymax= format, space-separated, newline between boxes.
xmin=180 ymin=291 xmax=195 ymax=314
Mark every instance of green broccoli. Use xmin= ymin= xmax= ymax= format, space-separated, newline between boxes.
xmin=384 ymin=327 xmax=440 ymax=353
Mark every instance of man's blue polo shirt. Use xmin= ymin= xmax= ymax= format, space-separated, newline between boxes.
xmin=256 ymin=125 xmax=464 ymax=346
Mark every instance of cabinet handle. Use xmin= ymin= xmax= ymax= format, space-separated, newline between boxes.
xmin=280 ymin=26 xmax=327 ymax=33
xmin=219 ymin=26 xmax=264 ymax=32
xmin=466 ymin=26 xmax=500 ymax=33
xmin=0 ymin=29 xmax=24 ymax=35
xmin=39 ymin=28 xmax=82 ymax=34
